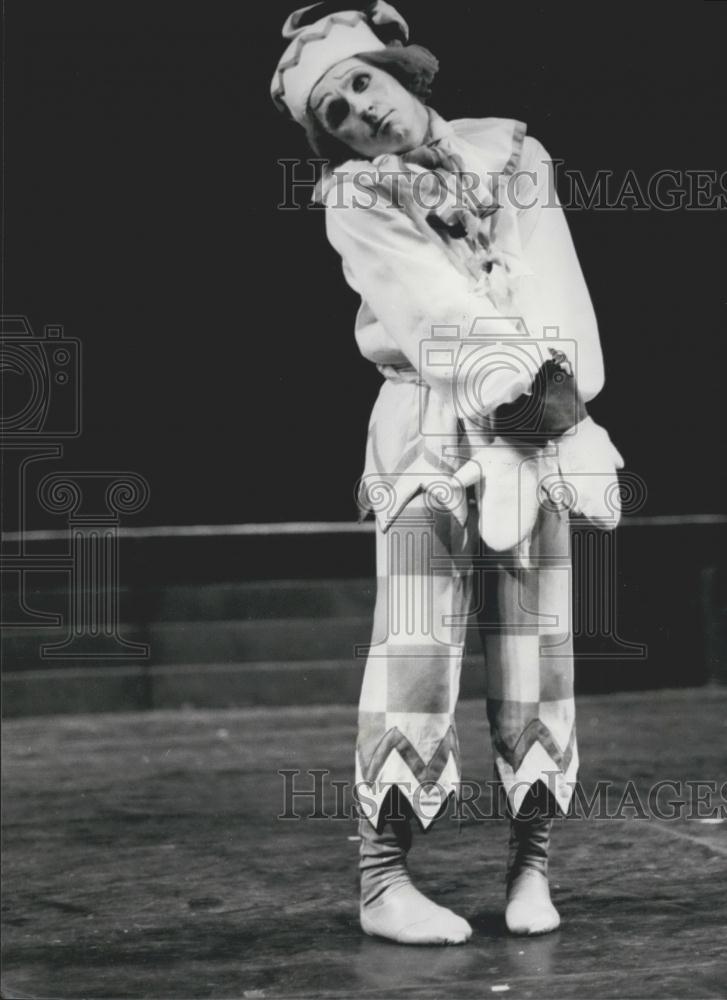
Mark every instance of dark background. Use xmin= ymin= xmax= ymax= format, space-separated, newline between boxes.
xmin=4 ymin=0 xmax=726 ymax=528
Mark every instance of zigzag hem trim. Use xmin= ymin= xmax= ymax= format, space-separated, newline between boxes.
xmin=359 ymin=723 xmax=461 ymax=787
xmin=495 ymin=739 xmax=579 ymax=817
xmin=494 ymin=718 xmax=576 ymax=774
xmin=355 ymin=745 xmax=461 ymax=830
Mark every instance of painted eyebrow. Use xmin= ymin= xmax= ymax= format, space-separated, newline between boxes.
xmin=311 ymin=66 xmax=364 ymax=111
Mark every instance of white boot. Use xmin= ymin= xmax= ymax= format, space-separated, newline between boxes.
xmin=505 ymin=868 xmax=560 ymax=935
xmin=504 ymin=784 xmax=561 ymax=936
xmin=361 ymin=880 xmax=473 ymax=945
xmin=358 ymin=798 xmax=472 ymax=945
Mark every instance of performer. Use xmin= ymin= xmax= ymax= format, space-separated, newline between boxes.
xmin=271 ymin=2 xmax=623 ymax=944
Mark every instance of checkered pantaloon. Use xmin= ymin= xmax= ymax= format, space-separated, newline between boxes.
xmin=355 ymin=492 xmax=578 ymax=829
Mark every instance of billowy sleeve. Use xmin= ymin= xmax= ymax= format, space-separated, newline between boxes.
xmin=513 ymin=136 xmax=605 ymax=402
xmin=325 ymin=175 xmax=537 ymax=421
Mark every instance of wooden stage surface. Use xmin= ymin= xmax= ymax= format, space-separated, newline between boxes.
xmin=2 ymin=687 xmax=726 ymax=999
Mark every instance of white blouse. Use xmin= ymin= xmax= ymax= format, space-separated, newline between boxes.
xmin=320 ymin=113 xmax=608 ymax=526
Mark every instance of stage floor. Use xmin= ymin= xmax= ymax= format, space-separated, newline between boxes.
xmin=3 ymin=687 xmax=726 ymax=999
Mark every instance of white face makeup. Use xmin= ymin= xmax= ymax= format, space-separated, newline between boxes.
xmin=309 ymin=57 xmax=429 ymax=158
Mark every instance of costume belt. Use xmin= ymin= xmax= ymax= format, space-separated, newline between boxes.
xmin=375 ymin=361 xmax=427 ymax=387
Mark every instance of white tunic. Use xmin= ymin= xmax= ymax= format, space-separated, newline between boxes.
xmin=320 ymin=112 xmax=606 ymax=528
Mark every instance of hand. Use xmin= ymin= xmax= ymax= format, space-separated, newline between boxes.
xmin=545 ymin=416 xmax=625 ymax=528
xmin=492 ymin=350 xmax=587 ymax=447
